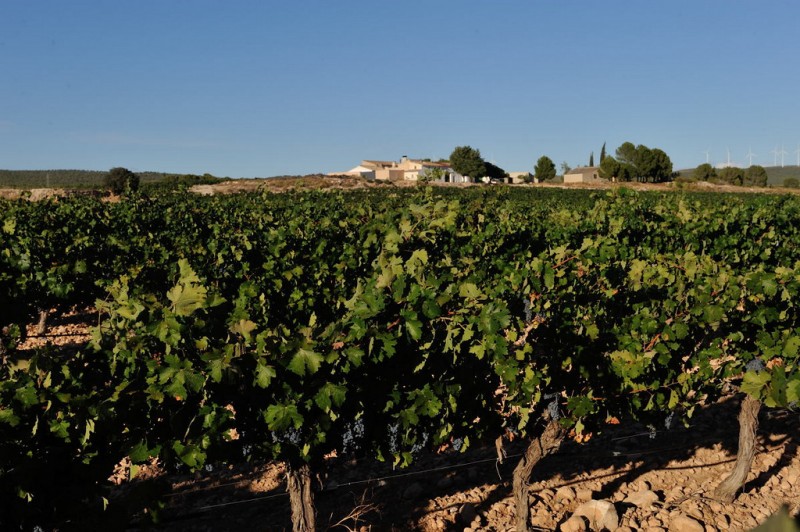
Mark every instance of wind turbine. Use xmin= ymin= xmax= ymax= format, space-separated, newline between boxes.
xmin=703 ymin=148 xmax=710 ymax=164
xmin=745 ymin=146 xmax=756 ymax=167
xmin=726 ymin=147 xmax=732 ymax=167
xmin=780 ymin=144 xmax=788 ymax=167
xmin=771 ymin=146 xmax=780 ymax=167
xmin=795 ymin=143 xmax=800 ymax=166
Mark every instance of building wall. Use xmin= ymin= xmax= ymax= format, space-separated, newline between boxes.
xmin=360 ymin=157 xmax=470 ymax=183
xmin=564 ymin=167 xmax=602 ymax=183
xmin=345 ymin=165 xmax=376 ymax=179
xmin=508 ymin=172 xmax=531 ymax=184
xmin=397 ymin=157 xmax=423 ymax=171
xmin=374 ymin=169 xmax=406 ymax=181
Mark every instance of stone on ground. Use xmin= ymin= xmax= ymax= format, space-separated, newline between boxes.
xmin=624 ymin=489 xmax=660 ymax=508
xmin=560 ymin=514 xmax=588 ymax=532
xmin=572 ymin=499 xmax=619 ymax=531
xmin=669 ymin=513 xmax=705 ymax=532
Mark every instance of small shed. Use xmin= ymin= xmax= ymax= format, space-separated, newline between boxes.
xmin=564 ymin=166 xmax=603 ymax=184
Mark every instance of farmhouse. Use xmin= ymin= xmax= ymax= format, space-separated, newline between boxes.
xmin=335 ymin=156 xmax=471 ymax=183
xmin=564 ymin=166 xmax=604 ymax=184
xmin=340 ymin=164 xmax=377 ymax=179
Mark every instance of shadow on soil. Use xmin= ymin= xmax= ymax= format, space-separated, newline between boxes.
xmin=121 ymin=394 xmax=798 ymax=531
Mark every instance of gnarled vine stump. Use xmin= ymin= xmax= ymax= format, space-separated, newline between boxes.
xmin=713 ymin=394 xmax=762 ymax=502
xmin=287 ymin=462 xmax=316 ymax=532
xmin=512 ymin=420 xmax=565 ymax=532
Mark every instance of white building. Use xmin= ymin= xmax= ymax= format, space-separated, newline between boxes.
xmin=333 ymin=156 xmax=470 ymax=183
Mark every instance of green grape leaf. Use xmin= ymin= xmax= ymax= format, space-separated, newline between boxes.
xmin=165 ymin=259 xmax=208 ymax=316
xmin=544 ymin=267 xmax=555 ymax=290
xmin=668 ymin=389 xmax=679 ymax=409
xmin=766 ymin=366 xmax=787 ymax=408
xmin=172 ymin=441 xmax=206 ymax=469
xmin=459 ymin=282 xmax=482 ymax=299
xmin=168 ymin=281 xmax=207 ymax=317
xmin=230 ymin=319 xmax=257 ymax=341
xmin=255 ymin=362 xmax=276 ymax=388
xmin=264 ymin=404 xmax=303 ymax=431
xmin=786 ymin=377 xmax=800 ymax=405
xmin=783 ymin=336 xmax=800 ymax=359
xmin=703 ymin=305 xmax=724 ymax=325
xmin=345 ymin=347 xmax=364 ymax=367
xmin=314 ymin=383 xmax=347 ymax=412
xmin=129 ymin=441 xmax=159 ymax=463
xmin=2 ymin=217 xmax=15 ymax=234
xmin=402 ymin=310 xmax=423 ymax=341
xmin=288 ymin=348 xmax=323 ymax=376
xmin=0 ymin=408 xmax=21 ymax=427
xmin=740 ymin=370 xmax=771 ymax=399
xmin=209 ymin=358 xmax=224 ymax=382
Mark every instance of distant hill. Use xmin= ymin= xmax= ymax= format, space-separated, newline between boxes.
xmin=0 ymin=169 xmax=225 ymax=190
xmin=676 ymin=165 xmax=800 ymax=186
xmin=761 ymin=166 xmax=800 ymax=185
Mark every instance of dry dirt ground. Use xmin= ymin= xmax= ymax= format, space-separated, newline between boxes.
xmin=188 ymin=175 xmax=800 ymax=197
xmin=19 ymin=313 xmax=800 ymax=531
xmin=3 ymin=175 xmax=800 ymax=201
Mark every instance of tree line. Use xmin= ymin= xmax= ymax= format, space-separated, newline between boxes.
xmin=690 ymin=163 xmax=769 ymax=187
xmin=0 ymin=168 xmax=226 ymax=192
xmin=531 ymin=141 xmax=674 ymax=183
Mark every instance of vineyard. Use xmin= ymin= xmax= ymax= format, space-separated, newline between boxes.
xmin=1 ymin=186 xmax=799 ymax=531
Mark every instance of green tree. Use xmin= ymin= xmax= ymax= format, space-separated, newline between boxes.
xmin=743 ymin=165 xmax=768 ymax=187
xmin=598 ymin=156 xmax=621 ymax=180
xmin=419 ymin=167 xmax=446 ymax=184
xmin=634 ymin=145 xmax=655 ymax=181
xmin=589 ymin=152 xmax=594 ymax=167
xmin=784 ymin=177 xmax=800 ymax=188
xmin=534 ymin=156 xmax=557 ymax=182
xmin=613 ymin=142 xmax=673 ymax=182
xmin=693 ymin=163 xmax=717 ymax=182
xmin=600 ymin=142 xmax=607 ymax=163
xmin=560 ymin=161 xmax=571 ymax=176
xmin=648 ymin=148 xmax=673 ymax=182
xmin=611 ymin=142 xmax=639 ymax=182
xmin=718 ymin=167 xmax=744 ymax=186
xmin=615 ymin=142 xmax=637 ymax=167
xmin=618 ymin=164 xmax=635 ymax=182
xmin=448 ymin=146 xmax=486 ymax=181
xmin=484 ymin=161 xmax=508 ymax=182
xmin=104 ymin=167 xmax=139 ymax=195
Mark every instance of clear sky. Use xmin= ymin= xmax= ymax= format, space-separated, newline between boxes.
xmin=2 ymin=1 xmax=799 ymax=177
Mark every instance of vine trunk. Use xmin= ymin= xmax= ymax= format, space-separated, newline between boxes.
xmin=512 ymin=420 xmax=565 ymax=532
xmin=713 ymin=394 xmax=762 ymax=502
xmin=287 ymin=462 xmax=316 ymax=532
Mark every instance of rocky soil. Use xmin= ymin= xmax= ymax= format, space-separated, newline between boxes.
xmin=18 ymin=312 xmax=800 ymax=531
xmin=4 ymin=175 xmax=800 ymax=201
xmin=115 ymin=397 xmax=797 ymax=532
xmin=186 ymin=175 xmax=800 ymax=197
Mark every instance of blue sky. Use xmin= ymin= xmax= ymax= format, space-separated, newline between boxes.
xmin=2 ymin=1 xmax=799 ymax=177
